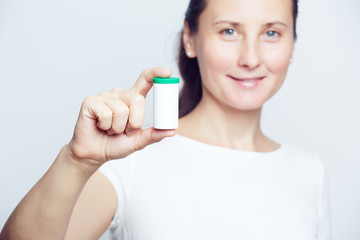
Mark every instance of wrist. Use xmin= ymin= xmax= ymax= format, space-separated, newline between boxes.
xmin=61 ymin=144 xmax=102 ymax=178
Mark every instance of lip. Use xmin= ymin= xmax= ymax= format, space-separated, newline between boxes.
xmin=228 ymin=75 xmax=265 ymax=89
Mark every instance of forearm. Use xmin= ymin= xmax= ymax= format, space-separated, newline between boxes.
xmin=0 ymin=145 xmax=99 ymax=240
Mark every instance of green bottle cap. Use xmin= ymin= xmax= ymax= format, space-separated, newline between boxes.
xmin=153 ymin=77 xmax=180 ymax=84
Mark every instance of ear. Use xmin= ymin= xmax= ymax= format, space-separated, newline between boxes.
xmin=182 ymin=20 xmax=197 ymax=58
xmin=290 ymin=44 xmax=295 ymax=63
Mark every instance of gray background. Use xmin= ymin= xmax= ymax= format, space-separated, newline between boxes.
xmin=0 ymin=0 xmax=359 ymax=239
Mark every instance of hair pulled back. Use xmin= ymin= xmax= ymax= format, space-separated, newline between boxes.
xmin=178 ymin=0 xmax=298 ymax=117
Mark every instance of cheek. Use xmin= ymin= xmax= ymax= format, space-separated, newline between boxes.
xmin=262 ymin=43 xmax=293 ymax=75
xmin=197 ymin=40 xmax=236 ymax=76
xmin=259 ymin=43 xmax=293 ymax=101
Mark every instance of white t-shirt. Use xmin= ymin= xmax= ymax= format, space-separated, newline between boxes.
xmin=99 ymin=134 xmax=331 ymax=240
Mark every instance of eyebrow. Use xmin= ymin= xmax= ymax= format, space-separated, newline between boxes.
xmin=214 ymin=20 xmax=289 ymax=29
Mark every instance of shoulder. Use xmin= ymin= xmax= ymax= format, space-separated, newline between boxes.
xmin=282 ymin=144 xmax=327 ymax=177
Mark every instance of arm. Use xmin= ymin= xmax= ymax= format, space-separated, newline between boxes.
xmin=0 ymin=67 xmax=175 ymax=240
xmin=0 ymin=146 xmax=99 ymax=240
xmin=64 ymin=171 xmax=118 ymax=240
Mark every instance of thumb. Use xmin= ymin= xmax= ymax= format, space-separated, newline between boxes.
xmin=133 ymin=127 xmax=176 ymax=151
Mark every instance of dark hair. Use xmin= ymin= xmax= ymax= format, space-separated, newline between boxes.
xmin=178 ymin=0 xmax=299 ymax=118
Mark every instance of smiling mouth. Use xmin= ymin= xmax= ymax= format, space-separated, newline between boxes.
xmin=228 ymin=75 xmax=266 ymax=81
xmin=228 ymin=75 xmax=265 ymax=89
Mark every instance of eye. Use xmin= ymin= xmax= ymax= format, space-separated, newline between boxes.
xmin=220 ymin=28 xmax=239 ymax=41
xmin=265 ymin=30 xmax=280 ymax=38
xmin=222 ymin=28 xmax=237 ymax=36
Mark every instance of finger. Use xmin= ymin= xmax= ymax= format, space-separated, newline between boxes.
xmin=111 ymin=89 xmax=146 ymax=131
xmin=133 ymin=127 xmax=176 ymax=151
xmin=82 ymin=96 xmax=113 ymax=131
xmin=98 ymin=92 xmax=129 ymax=135
xmin=125 ymin=93 xmax=145 ymax=133
xmin=131 ymin=67 xmax=172 ymax=97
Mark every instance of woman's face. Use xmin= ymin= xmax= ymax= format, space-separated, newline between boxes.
xmin=186 ymin=0 xmax=295 ymax=111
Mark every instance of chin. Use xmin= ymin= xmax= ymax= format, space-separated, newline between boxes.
xmin=224 ymin=100 xmax=265 ymax=112
xmin=235 ymin=104 xmax=263 ymax=112
xmin=224 ymin=94 xmax=267 ymax=112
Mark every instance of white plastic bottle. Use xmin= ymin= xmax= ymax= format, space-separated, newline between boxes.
xmin=153 ymin=77 xmax=179 ymax=129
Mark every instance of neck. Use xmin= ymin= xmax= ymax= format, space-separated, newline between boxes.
xmin=177 ymin=92 xmax=279 ymax=152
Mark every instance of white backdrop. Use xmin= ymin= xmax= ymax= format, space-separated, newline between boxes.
xmin=0 ymin=0 xmax=359 ymax=239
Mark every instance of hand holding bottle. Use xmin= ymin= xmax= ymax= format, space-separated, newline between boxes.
xmin=68 ymin=67 xmax=176 ymax=166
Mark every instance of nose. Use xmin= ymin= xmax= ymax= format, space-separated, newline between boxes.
xmin=238 ymin=39 xmax=261 ymax=70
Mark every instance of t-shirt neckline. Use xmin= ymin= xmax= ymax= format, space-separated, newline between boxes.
xmin=174 ymin=133 xmax=285 ymax=160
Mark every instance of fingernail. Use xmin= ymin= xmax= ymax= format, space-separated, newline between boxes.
xmin=167 ymin=130 xmax=176 ymax=136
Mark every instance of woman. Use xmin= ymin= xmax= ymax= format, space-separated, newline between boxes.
xmin=0 ymin=0 xmax=331 ymax=239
